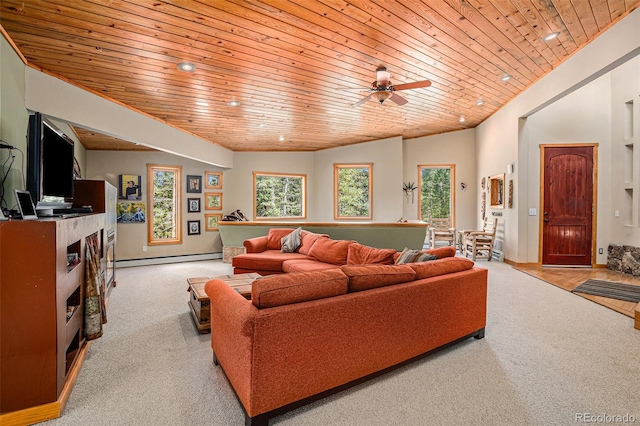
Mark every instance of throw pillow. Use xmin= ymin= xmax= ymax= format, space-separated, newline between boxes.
xmin=347 ymin=243 xmax=397 ymax=265
xmin=395 ymin=247 xmax=438 ymax=264
xmin=307 ymin=238 xmax=354 ymax=265
xmin=392 ymin=246 xmax=457 ymax=263
xmin=297 ymin=231 xmax=329 ymax=255
xmin=266 ymin=228 xmax=295 ymax=250
xmin=409 ymin=257 xmax=474 ymax=280
xmin=423 ymin=246 xmax=456 ymax=259
xmin=281 ymin=227 xmax=302 ymax=253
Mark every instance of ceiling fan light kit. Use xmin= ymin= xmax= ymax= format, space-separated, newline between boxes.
xmin=352 ymin=66 xmax=432 ymax=107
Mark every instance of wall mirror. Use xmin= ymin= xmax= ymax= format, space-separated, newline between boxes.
xmin=489 ymin=173 xmax=505 ymax=209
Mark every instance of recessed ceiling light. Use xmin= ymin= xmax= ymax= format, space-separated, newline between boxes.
xmin=258 ymin=123 xmax=265 ymax=127
xmin=475 ymin=99 xmax=484 ymax=106
xmin=195 ymin=101 xmax=209 ymax=107
xmin=459 ymin=116 xmax=466 ymax=123
xmin=542 ymin=32 xmax=560 ymax=42
xmin=177 ymin=61 xmax=196 ymax=72
xmin=500 ymin=74 xmax=512 ymax=82
xmin=278 ymin=135 xmax=285 ymax=141
xmin=227 ymin=100 xmax=240 ymax=107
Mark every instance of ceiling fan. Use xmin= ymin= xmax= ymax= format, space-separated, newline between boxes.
xmin=351 ymin=66 xmax=431 ymax=107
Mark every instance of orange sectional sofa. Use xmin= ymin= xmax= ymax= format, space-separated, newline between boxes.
xmin=206 ymin=254 xmax=488 ymax=425
xmin=232 ymin=227 xmax=457 ymax=275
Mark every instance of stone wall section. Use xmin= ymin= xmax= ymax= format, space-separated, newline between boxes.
xmin=608 ymin=244 xmax=640 ymax=276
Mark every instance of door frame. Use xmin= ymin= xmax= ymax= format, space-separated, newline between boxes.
xmin=538 ymin=143 xmax=598 ymax=266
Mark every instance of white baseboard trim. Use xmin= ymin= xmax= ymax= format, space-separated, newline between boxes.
xmin=116 ymin=253 xmax=222 ymax=268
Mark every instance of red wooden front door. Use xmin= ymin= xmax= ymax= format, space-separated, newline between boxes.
xmin=542 ymin=146 xmax=594 ymax=266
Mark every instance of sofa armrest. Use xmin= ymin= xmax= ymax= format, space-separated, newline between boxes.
xmin=244 ymin=236 xmax=268 ymax=253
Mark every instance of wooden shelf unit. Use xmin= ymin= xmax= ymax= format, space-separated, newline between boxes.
xmin=0 ymin=180 xmax=117 ymax=424
xmin=0 ymin=215 xmax=104 ymax=416
xmin=73 ymin=180 xmax=118 ymax=293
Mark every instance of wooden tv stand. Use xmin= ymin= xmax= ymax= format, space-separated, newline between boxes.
xmin=0 ymin=181 xmax=117 ymax=425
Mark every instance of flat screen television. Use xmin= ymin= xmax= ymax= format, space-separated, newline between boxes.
xmin=27 ymin=112 xmax=75 ymax=206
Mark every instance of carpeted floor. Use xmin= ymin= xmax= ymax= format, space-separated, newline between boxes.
xmin=43 ymin=259 xmax=640 ymax=426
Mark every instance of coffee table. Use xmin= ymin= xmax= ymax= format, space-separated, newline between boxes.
xmin=187 ymin=272 xmax=260 ymax=333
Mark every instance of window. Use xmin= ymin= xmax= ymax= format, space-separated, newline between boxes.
xmin=334 ymin=163 xmax=373 ymax=220
xmin=147 ymin=164 xmax=182 ymax=245
xmin=254 ymin=172 xmax=306 ymax=220
xmin=419 ymin=165 xmax=455 ymax=225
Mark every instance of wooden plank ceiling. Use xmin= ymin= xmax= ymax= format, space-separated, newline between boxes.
xmin=2 ymin=0 xmax=639 ymax=152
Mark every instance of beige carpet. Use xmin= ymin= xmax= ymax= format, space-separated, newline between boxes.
xmin=42 ymin=259 xmax=640 ymax=426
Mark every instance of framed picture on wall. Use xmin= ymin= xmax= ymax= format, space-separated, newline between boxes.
xmin=117 ymin=202 xmax=145 ymax=223
xmin=187 ymin=198 xmax=201 ymax=213
xmin=187 ymin=220 xmax=201 ymax=235
xmin=187 ymin=175 xmax=202 ymax=193
xmin=119 ymin=174 xmax=142 ymax=200
xmin=205 ymin=214 xmax=222 ymax=231
xmin=205 ymin=171 xmax=222 ymax=189
xmin=205 ymin=192 xmax=223 ymax=210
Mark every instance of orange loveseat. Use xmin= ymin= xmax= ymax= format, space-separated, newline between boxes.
xmin=232 ymin=227 xmax=457 ymax=275
xmin=205 ymin=257 xmax=487 ymax=425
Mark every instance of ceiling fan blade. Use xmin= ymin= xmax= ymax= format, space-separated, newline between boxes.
xmin=353 ymin=93 xmax=373 ymax=107
xmin=393 ymin=80 xmax=431 ymax=91
xmin=389 ymin=92 xmax=408 ymax=106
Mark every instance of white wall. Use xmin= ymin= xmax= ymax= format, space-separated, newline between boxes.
xmin=403 ymin=129 xmax=476 ymax=231
xmin=223 ymin=151 xmax=315 ymax=221
xmin=86 ymin=150 xmax=225 ymax=260
xmin=610 ymin=56 xmax=640 ymax=244
xmin=24 ymin=67 xmax=234 ymax=168
xmin=523 ymin=74 xmax=612 ymax=264
xmin=223 ymin=137 xmax=404 ymax=223
xmin=0 ymin=34 xmax=29 ymax=210
xmin=477 ymin=7 xmax=640 ymax=263
xmin=313 ymin=136 xmax=404 ymax=222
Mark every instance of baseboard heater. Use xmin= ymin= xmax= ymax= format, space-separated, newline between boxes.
xmin=492 ymin=250 xmax=504 ymax=262
xmin=116 ymin=253 xmax=222 ymax=268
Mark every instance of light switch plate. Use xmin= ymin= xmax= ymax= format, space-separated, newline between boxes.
xmin=529 ymin=208 xmax=536 ymax=216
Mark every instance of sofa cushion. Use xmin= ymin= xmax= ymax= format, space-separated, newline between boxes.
xmin=281 ymin=227 xmax=302 ymax=253
xmin=267 ymin=228 xmax=295 ymax=250
xmin=251 ymin=269 xmax=348 ymax=309
xmin=341 ymin=264 xmax=416 ymax=293
xmin=282 ymin=259 xmax=341 ymax=273
xmin=307 ymin=238 xmax=353 ymax=265
xmin=394 ymin=247 xmax=438 ymax=264
xmin=297 ymin=231 xmax=329 ymax=255
xmin=392 ymin=245 xmax=457 ymax=263
xmin=424 ymin=246 xmax=456 ymax=259
xmin=409 ymin=257 xmax=475 ymax=280
xmin=232 ymin=250 xmax=307 ymax=272
xmin=347 ymin=243 xmax=396 ymax=265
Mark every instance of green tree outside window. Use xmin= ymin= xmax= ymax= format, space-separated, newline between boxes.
xmin=334 ymin=164 xmax=372 ymax=220
xmin=147 ymin=164 xmax=182 ymax=244
xmin=254 ymin=172 xmax=306 ymax=219
xmin=419 ymin=166 xmax=454 ymax=223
